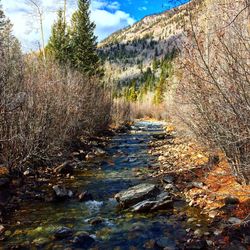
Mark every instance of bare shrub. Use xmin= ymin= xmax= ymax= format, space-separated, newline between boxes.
xmin=112 ymin=98 xmax=131 ymax=127
xmin=131 ymin=93 xmax=168 ymax=120
xmin=0 ymin=56 xmax=112 ymax=170
xmin=173 ymin=0 xmax=250 ymax=184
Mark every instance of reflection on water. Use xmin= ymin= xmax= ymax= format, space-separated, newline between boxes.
xmin=3 ymin=121 xmax=209 ymax=249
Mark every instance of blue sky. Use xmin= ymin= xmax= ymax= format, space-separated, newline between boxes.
xmin=1 ymin=0 xmax=189 ymax=51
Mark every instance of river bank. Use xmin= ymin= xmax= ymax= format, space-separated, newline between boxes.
xmin=142 ymin=122 xmax=250 ymax=249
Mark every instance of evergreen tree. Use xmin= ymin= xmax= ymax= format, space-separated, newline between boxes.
xmin=69 ymin=0 xmax=100 ymax=75
xmin=47 ymin=9 xmax=70 ymax=65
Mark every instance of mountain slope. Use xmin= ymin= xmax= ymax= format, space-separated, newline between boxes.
xmin=98 ymin=0 xmax=204 ymax=94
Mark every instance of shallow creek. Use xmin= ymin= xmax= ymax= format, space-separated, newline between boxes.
xmin=3 ymin=121 xmax=209 ymax=249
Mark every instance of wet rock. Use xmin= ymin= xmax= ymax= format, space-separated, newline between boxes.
xmin=32 ymin=237 xmax=50 ymax=246
xmin=156 ymin=192 xmax=171 ymax=201
xmin=132 ymin=200 xmax=157 ymax=213
xmin=151 ymin=199 xmax=173 ymax=211
xmin=72 ymin=231 xmax=95 ymax=248
xmin=225 ymin=196 xmax=240 ymax=205
xmin=162 ymin=175 xmax=174 ymax=184
xmin=132 ymin=192 xmax=173 ymax=213
xmin=54 ymin=227 xmax=73 ymax=239
xmin=54 ymin=162 xmax=74 ymax=175
xmin=0 ymin=178 xmax=10 ymax=188
xmin=155 ymin=237 xmax=175 ymax=249
xmin=78 ymin=191 xmax=93 ymax=202
xmin=228 ymin=217 xmax=242 ymax=224
xmin=52 ymin=185 xmax=73 ymax=200
xmin=90 ymin=217 xmax=104 ymax=225
xmin=115 ymin=183 xmax=159 ymax=208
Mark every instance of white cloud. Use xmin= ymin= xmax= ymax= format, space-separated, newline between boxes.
xmin=1 ymin=0 xmax=135 ymax=51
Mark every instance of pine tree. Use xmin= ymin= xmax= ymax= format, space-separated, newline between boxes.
xmin=69 ymin=0 xmax=100 ymax=75
xmin=47 ymin=9 xmax=70 ymax=65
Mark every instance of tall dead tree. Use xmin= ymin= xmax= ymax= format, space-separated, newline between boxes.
xmin=26 ymin=0 xmax=46 ymax=62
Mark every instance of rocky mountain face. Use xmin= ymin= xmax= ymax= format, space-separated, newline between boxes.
xmin=98 ymin=0 xmax=204 ymax=94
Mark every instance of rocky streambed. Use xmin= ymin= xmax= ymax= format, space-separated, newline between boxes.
xmin=0 ymin=121 xmax=248 ymax=249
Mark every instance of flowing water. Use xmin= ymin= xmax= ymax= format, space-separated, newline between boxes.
xmin=3 ymin=121 xmax=209 ymax=249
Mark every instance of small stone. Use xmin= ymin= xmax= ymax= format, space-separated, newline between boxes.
xmin=228 ymin=217 xmax=242 ymax=224
xmin=0 ymin=225 xmax=5 ymax=234
xmin=187 ymin=218 xmax=196 ymax=223
xmin=214 ymin=229 xmax=222 ymax=236
xmin=194 ymin=229 xmax=203 ymax=236
xmin=189 ymin=200 xmax=196 ymax=206
xmin=93 ymin=148 xmax=106 ymax=156
xmin=164 ymin=184 xmax=176 ymax=191
xmin=186 ymin=228 xmax=191 ymax=233
xmin=158 ymin=156 xmax=166 ymax=161
xmin=78 ymin=191 xmax=93 ymax=202
xmin=189 ymin=182 xmax=205 ymax=189
xmin=162 ymin=175 xmax=174 ymax=184
xmin=85 ymin=152 xmax=95 ymax=160
xmin=52 ymin=185 xmax=73 ymax=200
xmin=54 ymin=227 xmax=73 ymax=239
xmin=23 ymin=168 xmax=33 ymax=176
xmin=155 ymin=237 xmax=173 ymax=248
xmin=224 ymin=196 xmax=240 ymax=205
xmin=144 ymin=239 xmax=156 ymax=249
xmin=73 ymin=231 xmax=95 ymax=248
xmin=208 ymin=210 xmax=218 ymax=218
xmin=206 ymin=240 xmax=213 ymax=246
xmin=90 ymin=217 xmax=104 ymax=225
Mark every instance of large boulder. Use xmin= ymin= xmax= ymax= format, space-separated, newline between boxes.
xmin=132 ymin=192 xmax=173 ymax=213
xmin=115 ymin=183 xmax=160 ymax=208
